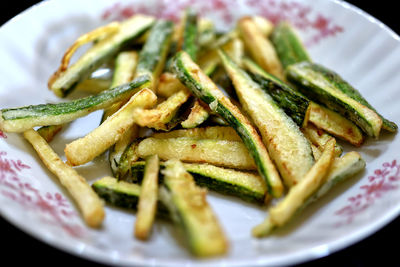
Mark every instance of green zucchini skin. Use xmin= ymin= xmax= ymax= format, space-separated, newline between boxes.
xmin=0 ymin=75 xmax=149 ymax=133
xmin=109 ymin=131 xmax=136 ymax=178
xmin=49 ymin=15 xmax=154 ymax=97
xmin=253 ymin=74 xmax=309 ymax=127
xmin=189 ymin=170 xmax=264 ymax=203
xmin=298 ymin=62 xmax=397 ymax=132
xmin=219 ymin=50 xmax=314 ymax=188
xmin=286 ymin=62 xmax=383 ymax=138
xmin=270 ymin=21 xmax=395 ymax=133
xmin=244 ymin=58 xmax=310 ymax=127
xmin=181 ymin=8 xmax=199 ymax=61
xmin=159 ymin=159 xmax=228 ymax=257
xmin=93 ymin=177 xmax=141 ymax=209
xmin=171 ymin=51 xmax=283 ymax=198
xmin=92 ymin=177 xmax=169 ymax=218
xmin=128 ymin=161 xmax=266 ymax=203
xmin=114 ymin=138 xmax=142 ymax=179
xmin=135 ymin=20 xmax=174 ymax=88
xmin=270 ymin=21 xmax=311 ymax=69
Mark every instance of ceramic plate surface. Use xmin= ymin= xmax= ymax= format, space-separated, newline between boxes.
xmin=1 ymin=0 xmax=399 ymax=266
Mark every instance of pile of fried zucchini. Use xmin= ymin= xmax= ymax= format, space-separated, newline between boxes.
xmin=0 ymin=8 xmax=396 ymax=257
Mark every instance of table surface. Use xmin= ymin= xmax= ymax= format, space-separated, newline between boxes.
xmin=1 ymin=1 xmax=399 ymax=266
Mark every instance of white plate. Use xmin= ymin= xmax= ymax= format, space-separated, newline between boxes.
xmin=1 ymin=0 xmax=399 ymax=266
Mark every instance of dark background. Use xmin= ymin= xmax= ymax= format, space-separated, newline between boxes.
xmin=1 ymin=1 xmax=399 ymax=266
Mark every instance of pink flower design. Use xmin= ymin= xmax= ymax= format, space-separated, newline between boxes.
xmin=244 ymin=0 xmax=343 ymax=46
xmin=101 ymin=0 xmax=240 ymax=24
xmin=0 ymin=130 xmax=6 ymax=139
xmin=334 ymin=160 xmax=400 ymax=226
xmin=100 ymin=0 xmax=343 ymax=46
xmin=0 ymin=151 xmax=85 ymax=237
